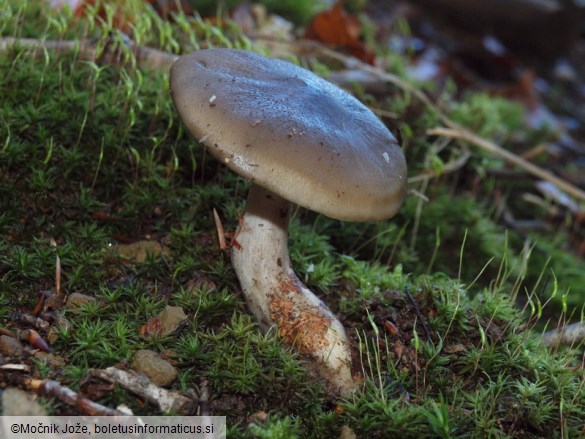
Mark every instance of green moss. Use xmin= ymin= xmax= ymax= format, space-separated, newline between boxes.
xmin=450 ymin=92 xmax=524 ymax=140
xmin=520 ymin=232 xmax=585 ymax=309
xmin=184 ymin=0 xmax=326 ymax=26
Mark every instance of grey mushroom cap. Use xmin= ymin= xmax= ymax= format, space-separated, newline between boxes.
xmin=170 ymin=48 xmax=407 ymax=222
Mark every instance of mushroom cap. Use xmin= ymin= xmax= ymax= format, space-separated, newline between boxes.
xmin=170 ymin=49 xmax=407 ymax=222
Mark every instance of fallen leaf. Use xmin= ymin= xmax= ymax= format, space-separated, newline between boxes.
xmin=305 ymin=1 xmax=375 ymax=64
xmin=139 ymin=316 xmax=163 ymax=338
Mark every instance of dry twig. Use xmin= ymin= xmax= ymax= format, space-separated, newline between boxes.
xmin=93 ymin=367 xmax=196 ymax=414
xmin=408 ymin=150 xmax=472 ymax=184
xmin=405 ymin=287 xmax=433 ymax=342
xmin=25 ymin=378 xmax=125 ymax=416
xmin=0 ymin=364 xmax=31 ymax=372
xmin=0 ymin=327 xmax=17 ymax=338
xmin=0 ymin=37 xmax=177 ymax=70
xmin=428 ymin=127 xmax=585 ymax=202
xmin=12 ymin=312 xmax=50 ymax=331
xmin=541 ymin=322 xmax=585 ymax=347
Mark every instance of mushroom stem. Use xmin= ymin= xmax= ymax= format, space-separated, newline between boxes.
xmin=231 ymin=184 xmax=359 ymax=396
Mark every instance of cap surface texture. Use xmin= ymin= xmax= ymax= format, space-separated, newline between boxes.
xmin=171 ymin=49 xmax=407 ymax=221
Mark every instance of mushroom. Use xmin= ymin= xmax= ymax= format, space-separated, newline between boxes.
xmin=170 ymin=49 xmax=407 ymax=395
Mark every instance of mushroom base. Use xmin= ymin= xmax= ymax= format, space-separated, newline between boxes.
xmin=231 ymin=184 xmax=360 ymax=396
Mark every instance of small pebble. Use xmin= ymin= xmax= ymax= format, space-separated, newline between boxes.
xmin=132 ymin=350 xmax=177 ymax=387
xmin=0 ymin=335 xmax=23 ymax=357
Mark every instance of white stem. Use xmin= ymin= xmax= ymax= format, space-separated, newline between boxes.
xmin=231 ymin=184 xmax=359 ymax=395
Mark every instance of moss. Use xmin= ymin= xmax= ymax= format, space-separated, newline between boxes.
xmin=520 ymin=232 xmax=585 ymax=310
xmin=450 ymin=92 xmax=524 ymax=140
xmin=183 ymin=0 xmax=326 ymax=26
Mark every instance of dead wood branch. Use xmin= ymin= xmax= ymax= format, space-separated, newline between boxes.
xmin=428 ymin=127 xmax=585 ymax=202
xmin=0 ymin=37 xmax=177 ymax=71
xmin=25 ymin=378 xmax=125 ymax=416
xmin=93 ymin=367 xmax=196 ymax=414
xmin=541 ymin=322 xmax=585 ymax=347
xmin=408 ymin=150 xmax=471 ymax=184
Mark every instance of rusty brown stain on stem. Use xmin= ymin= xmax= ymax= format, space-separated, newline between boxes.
xmin=269 ymin=274 xmax=332 ymax=355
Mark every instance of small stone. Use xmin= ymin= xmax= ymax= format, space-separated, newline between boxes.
xmin=44 ymin=292 xmax=66 ymax=311
xmin=116 ymin=241 xmax=170 ymax=263
xmin=158 ymin=306 xmax=187 ymax=337
xmin=132 ymin=350 xmax=177 ymax=387
xmin=66 ymin=292 xmax=96 ymax=309
xmin=2 ymin=388 xmax=48 ymax=416
xmin=340 ymin=425 xmax=357 ymax=439
xmin=0 ymin=335 xmax=23 ymax=357
xmin=33 ymin=351 xmax=66 ymax=368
